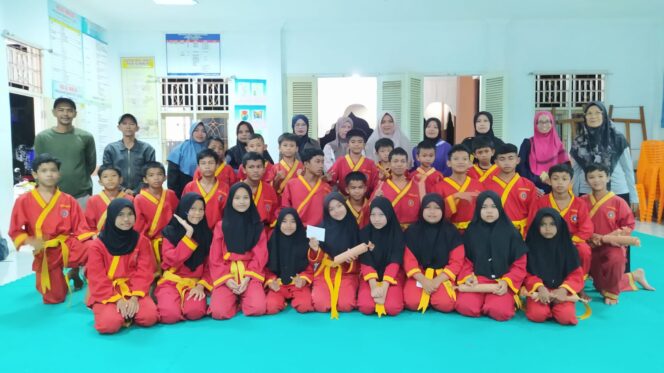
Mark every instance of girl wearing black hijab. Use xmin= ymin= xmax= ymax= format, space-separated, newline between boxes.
xmin=357 ymin=197 xmax=405 ymax=317
xmin=226 ymin=121 xmax=275 ymax=169
xmin=208 ymin=183 xmax=268 ymax=319
xmin=454 ymin=191 xmax=528 ymax=321
xmin=292 ymin=114 xmax=321 ymax=159
xmin=524 ymin=208 xmax=584 ymax=325
xmin=155 ymin=193 xmax=213 ymax=324
xmin=86 ymin=199 xmax=159 ymax=334
xmin=308 ymin=192 xmax=361 ymax=319
xmin=461 ymin=111 xmax=505 ymax=157
xmin=403 ymin=194 xmax=465 ymax=313
xmin=265 ymin=208 xmax=314 ymax=314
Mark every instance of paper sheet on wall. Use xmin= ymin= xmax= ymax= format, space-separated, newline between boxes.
xmin=121 ymin=57 xmax=159 ymax=139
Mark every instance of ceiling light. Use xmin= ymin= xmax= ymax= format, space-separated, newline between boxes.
xmin=153 ymin=0 xmax=198 ymax=5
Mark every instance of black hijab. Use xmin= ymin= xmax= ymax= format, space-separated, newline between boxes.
xmin=570 ymin=101 xmax=629 ymax=172
xmin=320 ymin=192 xmax=360 ymax=257
xmin=461 ymin=111 xmax=505 ymax=152
xmin=99 ymin=199 xmax=140 ymax=256
xmin=463 ymin=191 xmax=528 ymax=279
xmin=405 ymin=194 xmax=463 ymax=269
xmin=292 ymin=114 xmax=312 ymax=153
xmin=526 ymin=208 xmax=581 ymax=289
xmin=267 ymin=208 xmax=310 ymax=285
xmin=222 ymin=183 xmax=263 ymax=254
xmin=162 ymin=193 xmax=212 ymax=271
xmin=359 ymin=197 xmax=405 ymax=279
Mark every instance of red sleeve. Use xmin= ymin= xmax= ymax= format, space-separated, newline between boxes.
xmin=69 ymin=197 xmax=94 ymax=241
xmin=238 ymin=166 xmax=246 ymax=181
xmin=281 ymin=181 xmax=294 ymax=208
xmin=366 ymin=164 xmax=378 ymax=195
xmin=308 ymin=248 xmax=323 ymax=264
xmin=524 ymin=273 xmax=545 ymax=293
xmin=168 ymin=191 xmax=180 ymax=210
xmin=133 ymin=198 xmax=149 ymax=235
xmin=264 ymin=164 xmax=276 ymax=183
xmin=443 ymin=244 xmax=465 ymax=281
xmin=84 ymin=198 xmax=99 ymax=230
xmin=500 ymin=254 xmax=527 ymax=294
xmin=264 ymin=268 xmax=278 ymax=284
xmin=225 ymin=167 xmax=237 ymax=186
xmin=360 ymin=263 xmax=378 ymax=282
xmin=617 ymin=199 xmax=636 ymax=232
xmin=246 ymin=231 xmax=268 ymax=283
xmin=161 ymin=236 xmax=198 ymax=270
xmin=297 ymin=262 xmax=315 ymax=284
xmin=574 ymin=200 xmax=594 ymax=241
xmin=129 ymin=237 xmax=157 ymax=296
xmin=382 ymin=263 xmax=400 ymax=285
xmin=403 ymin=247 xmax=421 ymax=278
xmin=85 ymin=241 xmax=118 ymax=304
xmin=9 ymin=197 xmax=30 ymax=249
xmin=209 ymin=222 xmax=232 ymax=287
xmin=267 ymin=188 xmax=280 ymax=226
xmin=328 ymin=159 xmax=340 ymax=186
xmin=198 ymin=261 xmax=214 ymax=291
xmin=561 ymin=266 xmax=584 ymax=295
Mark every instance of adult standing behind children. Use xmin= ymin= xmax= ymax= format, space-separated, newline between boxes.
xmin=34 ymin=97 xmax=96 ymax=207
xmin=167 ymin=121 xmax=208 ymax=198
xmin=103 ymin=113 xmax=156 ymax=194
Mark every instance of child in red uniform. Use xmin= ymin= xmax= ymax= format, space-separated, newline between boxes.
xmin=372 ymin=147 xmax=425 ymax=229
xmin=155 ymin=193 xmax=213 ymax=323
xmin=345 ymin=171 xmax=370 ymax=228
xmin=193 ymin=136 xmax=236 ymax=189
xmin=182 ymin=149 xmax=229 ymax=229
xmin=524 ymin=208 xmax=584 ymax=325
xmin=85 ymin=164 xmax=134 ymax=234
xmin=133 ymin=161 xmax=179 ymax=267
xmin=482 ymin=143 xmax=537 ymax=236
xmin=434 ymin=144 xmax=484 ymax=233
xmin=413 ymin=140 xmax=445 ymax=193
xmin=281 ymin=148 xmax=331 ymax=227
xmin=374 ymin=138 xmax=394 ymax=181
xmin=467 ymin=136 xmax=498 ymax=182
xmin=403 ymin=194 xmax=465 ymax=313
xmin=328 ymin=129 xmax=378 ymax=196
xmin=527 ymin=164 xmax=593 ymax=294
xmin=455 ymin=191 xmax=528 ymax=321
xmin=9 ymin=154 xmax=93 ymax=303
xmin=86 ymin=199 xmax=159 ymax=334
xmin=265 ymin=208 xmax=314 ymax=314
xmin=308 ymin=193 xmax=362 ymax=318
xmin=237 ymin=134 xmax=276 ymax=183
xmin=581 ymin=164 xmax=654 ymax=305
xmin=241 ymin=152 xmax=280 ymax=228
xmin=357 ymin=197 xmax=405 ymax=317
xmin=209 ymin=183 xmax=268 ymax=319
xmin=272 ymin=133 xmax=304 ymax=196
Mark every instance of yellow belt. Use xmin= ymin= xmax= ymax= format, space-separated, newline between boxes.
xmin=39 ymin=235 xmax=69 ymax=294
xmin=374 ymin=281 xmax=387 ymax=318
xmin=151 ymin=237 xmax=163 ymax=266
xmin=417 ymin=268 xmax=456 ymax=313
xmin=321 ymin=257 xmax=343 ymax=319
xmin=512 ymin=218 xmax=528 ymax=236
xmin=158 ymin=270 xmax=199 ymax=307
xmin=230 ymin=260 xmax=247 ymax=284
xmin=112 ymin=277 xmax=132 ymax=298
xmin=453 ymin=221 xmax=470 ymax=230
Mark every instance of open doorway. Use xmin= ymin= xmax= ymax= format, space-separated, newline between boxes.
xmin=9 ymin=93 xmax=36 ymax=183
xmin=423 ymin=76 xmax=480 ymax=145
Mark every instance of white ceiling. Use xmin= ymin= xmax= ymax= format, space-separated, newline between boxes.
xmin=62 ymin=0 xmax=664 ymax=31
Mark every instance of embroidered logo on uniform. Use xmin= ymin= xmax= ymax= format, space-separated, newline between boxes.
xmin=520 ymin=192 xmax=528 ymax=200
xmin=60 ymin=209 xmax=69 ymax=218
xmin=571 ymin=215 xmax=578 ymax=222
xmin=265 ymin=204 xmax=272 ymax=211
xmin=407 ymin=199 xmax=415 ymax=207
xmin=607 ymin=211 xmax=616 ymax=219
xmin=218 ymin=195 xmax=224 ymax=202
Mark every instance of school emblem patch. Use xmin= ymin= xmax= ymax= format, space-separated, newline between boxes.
xmin=407 ymin=199 xmax=415 ymax=207
xmin=265 ymin=204 xmax=271 ymax=211
xmin=607 ymin=211 xmax=615 ymax=219
xmin=60 ymin=209 xmax=69 ymax=218
xmin=571 ymin=215 xmax=578 ymax=222
xmin=520 ymin=192 xmax=528 ymax=200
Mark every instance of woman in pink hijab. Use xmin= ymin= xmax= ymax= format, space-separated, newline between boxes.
xmin=517 ymin=111 xmax=570 ymax=193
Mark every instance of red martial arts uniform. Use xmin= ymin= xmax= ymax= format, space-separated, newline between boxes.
xmin=208 ymin=224 xmax=268 ymax=319
xmin=308 ymin=249 xmax=359 ymax=317
xmin=155 ymin=235 xmax=213 ymax=323
xmin=467 ymin=164 xmax=498 ymax=182
xmin=346 ymin=199 xmax=370 ymax=229
xmin=238 ymin=162 xmax=276 ymax=184
xmin=402 ymin=244 xmax=464 ymax=313
xmin=357 ymin=263 xmax=404 ymax=316
xmin=248 ymin=180 xmax=280 ymax=227
xmin=328 ymin=155 xmax=378 ymax=196
xmin=528 ymin=191 xmax=594 ymax=275
xmin=133 ymin=189 xmax=179 ymax=266
xmin=85 ymin=191 xmax=134 ymax=233
xmin=483 ymin=174 xmax=537 ymax=236
xmin=414 ymin=167 xmax=445 ymax=194
xmin=281 ymin=175 xmax=331 ymax=227
xmin=9 ymin=188 xmax=94 ymax=303
xmin=581 ymin=192 xmax=638 ymax=300
xmin=373 ymin=179 xmax=420 ymax=228
xmin=434 ymin=176 xmax=484 ymax=232
xmin=264 ymin=264 xmax=314 ymax=315
xmin=182 ymin=179 xmax=229 ymax=229
xmin=86 ymin=236 xmax=159 ymax=334
xmin=193 ymin=161 xmax=236 ymax=189
xmin=271 ymin=159 xmax=304 ymax=196
xmin=524 ymin=266 xmax=584 ymax=325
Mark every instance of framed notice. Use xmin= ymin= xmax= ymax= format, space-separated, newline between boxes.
xmin=165 ymin=33 xmax=221 ymax=76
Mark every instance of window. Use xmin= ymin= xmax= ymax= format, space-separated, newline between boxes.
xmin=5 ymin=39 xmax=42 ymax=93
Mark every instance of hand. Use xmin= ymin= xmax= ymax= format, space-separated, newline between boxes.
xmin=432 ymin=273 xmax=449 ymax=290
xmin=324 ymin=170 xmax=335 ymax=182
xmin=116 ymin=298 xmax=129 ymax=318
xmin=366 ymin=242 xmax=375 ymax=251
xmin=187 ymin=284 xmax=206 ymax=301
xmin=126 ymin=296 xmax=140 ymax=318
xmin=25 ymin=237 xmax=45 ymax=253
xmin=493 ymin=280 xmax=508 ymax=296
xmin=374 ymin=181 xmax=384 ymax=197
xmin=309 ymin=238 xmax=319 ymax=251
xmin=226 ymin=279 xmax=240 ymax=292
xmin=539 ymin=171 xmax=550 ymax=185
xmin=455 ymin=191 xmax=479 ymax=202
xmin=123 ymin=189 xmax=135 ymax=196
xmin=536 ymin=188 xmax=545 ymax=198
xmin=589 ymin=234 xmax=603 ymax=248
xmin=378 ymin=168 xmax=388 ymax=180
xmin=236 ymin=277 xmax=251 ymax=295
xmin=465 ymin=275 xmax=478 ymax=287
xmin=292 ymin=276 xmax=307 ymax=289
xmin=630 ymin=203 xmax=639 ymax=214
xmin=173 ymin=214 xmax=194 ymax=237
xmin=550 ymin=288 xmax=568 ymax=303
xmin=274 ymin=170 xmax=286 ymax=182
xmin=420 ymin=277 xmax=436 ymax=294
xmin=534 ymin=286 xmax=551 ymax=303
xmin=268 ymin=280 xmax=281 ymax=292
xmin=377 ymin=283 xmax=389 ymax=303
xmin=369 ymin=279 xmax=381 ymax=298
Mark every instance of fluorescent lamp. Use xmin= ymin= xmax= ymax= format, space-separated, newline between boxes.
xmin=153 ymin=0 xmax=198 ymax=5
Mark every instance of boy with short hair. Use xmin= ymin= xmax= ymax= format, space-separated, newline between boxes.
xmin=133 ymin=161 xmax=179 ymax=266
xmin=242 ymin=152 xmax=280 ymax=228
xmin=467 ymin=136 xmax=498 ymax=182
xmin=237 ymin=134 xmax=275 ymax=183
xmin=193 ymin=136 xmax=236 ymax=188
xmin=413 ymin=140 xmax=445 ymax=193
xmin=85 ymin=164 xmax=134 ymax=234
xmin=182 ymin=149 xmax=230 ymax=228
xmin=580 ymin=163 xmax=654 ymax=305
xmin=344 ymin=171 xmax=370 ymax=228
xmin=482 ymin=143 xmax=537 ymax=236
xmin=328 ymin=129 xmax=377 ymax=196
xmin=282 ymin=148 xmax=332 ymax=227
xmin=433 ymin=144 xmax=484 ymax=233
xmin=374 ymin=137 xmax=394 ymax=181
xmin=272 ymin=133 xmax=304 ymax=196
xmin=9 ymin=153 xmax=94 ymax=303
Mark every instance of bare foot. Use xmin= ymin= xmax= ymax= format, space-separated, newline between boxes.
xmin=632 ymin=268 xmax=656 ymax=291
xmin=604 ymin=297 xmax=618 ymax=306
xmin=579 ymin=290 xmax=591 ymax=302
xmin=68 ymin=267 xmax=84 ymax=291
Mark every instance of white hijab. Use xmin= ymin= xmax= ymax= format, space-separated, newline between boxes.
xmin=365 ymin=111 xmax=413 ymax=163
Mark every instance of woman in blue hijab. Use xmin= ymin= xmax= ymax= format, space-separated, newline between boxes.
xmin=167 ymin=121 xmax=208 ymax=198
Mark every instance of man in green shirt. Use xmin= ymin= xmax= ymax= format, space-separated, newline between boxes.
xmin=34 ymin=98 xmax=96 ymax=207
